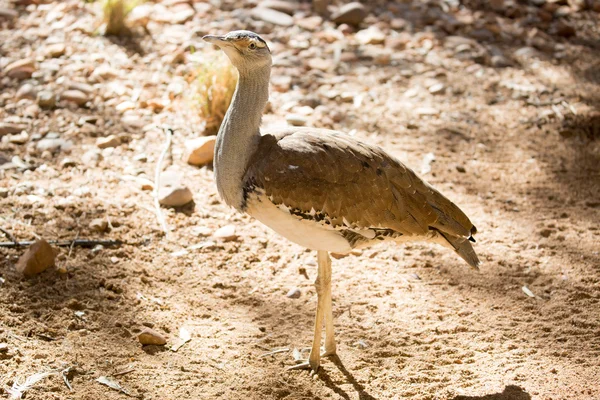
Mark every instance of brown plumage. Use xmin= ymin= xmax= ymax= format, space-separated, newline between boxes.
xmin=244 ymin=127 xmax=479 ymax=268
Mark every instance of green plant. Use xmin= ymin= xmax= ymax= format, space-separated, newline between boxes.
xmin=192 ymin=51 xmax=238 ymax=135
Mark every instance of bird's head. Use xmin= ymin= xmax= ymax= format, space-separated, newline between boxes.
xmin=203 ymin=30 xmax=271 ymax=73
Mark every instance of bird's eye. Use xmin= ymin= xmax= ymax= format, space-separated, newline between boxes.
xmin=249 ymin=43 xmax=256 ymax=50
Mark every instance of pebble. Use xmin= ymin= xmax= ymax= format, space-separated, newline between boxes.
xmin=89 ymin=218 xmax=109 ymax=233
xmin=356 ymin=27 xmax=385 ymax=45
xmin=0 ymin=7 xmax=18 ymax=19
xmin=456 ymin=165 xmax=466 ymax=173
xmin=16 ymin=83 xmax=37 ymax=100
xmin=0 ymin=188 xmax=8 ymax=198
xmin=0 ymin=122 xmax=26 ymax=136
xmin=331 ymin=2 xmax=367 ymax=26
xmin=307 ymin=58 xmax=332 ymax=71
xmin=82 ymin=149 xmax=103 ymax=166
xmin=138 ymin=328 xmax=167 ymax=346
xmin=91 ymin=64 xmax=118 ymax=80
xmin=286 ymin=114 xmax=308 ymax=126
xmin=8 ymin=131 xmax=29 ymax=144
xmin=61 ymin=90 xmax=89 ymax=106
xmin=0 ymin=343 xmax=8 ymax=353
xmin=184 ymin=135 xmax=216 ymax=166
xmin=416 ymin=107 xmax=439 ymax=116
xmin=44 ymin=43 xmax=66 ymax=58
xmin=5 ymin=59 xmax=36 ymax=79
xmin=428 ymin=83 xmax=445 ymax=95
xmin=36 ymin=138 xmax=72 ymax=153
xmin=286 ymin=287 xmax=301 ymax=299
xmin=37 ymin=91 xmax=56 ymax=109
xmin=158 ymin=186 xmax=194 ymax=207
xmin=96 ymin=135 xmax=120 ymax=149
xmin=16 ymin=239 xmax=57 ymax=277
xmin=297 ymin=15 xmax=322 ymax=31
xmin=490 ymin=55 xmax=511 ymax=68
xmin=213 ymin=225 xmax=238 ymax=241
xmin=251 ymin=7 xmax=293 ymax=26
xmin=61 ymin=158 xmax=77 ymax=168
xmin=259 ymin=0 xmax=297 ymax=15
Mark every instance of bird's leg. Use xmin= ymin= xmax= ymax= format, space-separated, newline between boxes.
xmin=287 ymin=250 xmax=332 ymax=374
xmin=321 ymin=251 xmax=336 ymax=357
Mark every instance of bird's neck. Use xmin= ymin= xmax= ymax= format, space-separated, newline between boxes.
xmin=214 ymin=66 xmax=270 ymax=209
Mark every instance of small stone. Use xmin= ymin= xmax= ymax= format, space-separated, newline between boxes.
xmin=61 ymin=158 xmax=77 ymax=168
xmin=68 ymin=81 xmax=94 ymax=94
xmin=89 ymin=218 xmax=109 ymax=233
xmin=5 ymin=59 xmax=36 ymax=80
xmin=356 ymin=27 xmax=385 ymax=45
xmin=82 ymin=149 xmax=103 ymax=166
xmin=331 ymin=2 xmax=367 ymax=26
xmin=138 ymin=328 xmax=167 ymax=346
xmin=158 ymin=186 xmax=193 ymax=207
xmin=8 ymin=131 xmax=29 ymax=144
xmin=490 ymin=55 xmax=511 ymax=68
xmin=259 ymin=0 xmax=297 ymax=15
xmin=0 ymin=7 xmax=18 ymax=19
xmin=286 ymin=287 xmax=301 ymax=299
xmin=297 ymin=15 xmax=322 ymax=31
xmin=16 ymin=83 xmax=37 ymax=100
xmin=0 ymin=343 xmax=8 ymax=353
xmin=0 ymin=122 xmax=26 ymax=136
xmin=91 ymin=64 xmax=118 ymax=80
xmin=184 ymin=136 xmax=216 ymax=166
xmin=16 ymin=239 xmax=57 ymax=277
xmin=456 ymin=165 xmax=466 ymax=173
xmin=0 ymin=188 xmax=8 ymax=198
xmin=36 ymin=138 xmax=72 ymax=153
xmin=251 ymin=7 xmax=294 ymax=26
xmin=428 ymin=83 xmax=445 ymax=94
xmin=61 ymin=90 xmax=89 ymax=106
xmin=96 ymin=135 xmax=120 ymax=149
xmin=116 ymin=101 xmax=136 ymax=112
xmin=286 ymin=114 xmax=307 ymax=126
xmin=416 ymin=107 xmax=439 ymax=116
xmin=213 ymin=225 xmax=238 ymax=241
xmin=44 ymin=43 xmax=66 ymax=58
xmin=307 ymin=58 xmax=332 ymax=71
xmin=37 ymin=91 xmax=56 ymax=109
xmin=540 ymin=229 xmax=553 ymax=238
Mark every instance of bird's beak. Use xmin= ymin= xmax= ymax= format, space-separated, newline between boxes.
xmin=203 ymin=35 xmax=229 ymax=48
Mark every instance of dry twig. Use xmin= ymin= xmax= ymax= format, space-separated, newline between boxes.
xmin=0 ymin=226 xmax=19 ymax=246
xmin=153 ymin=127 xmax=173 ymax=239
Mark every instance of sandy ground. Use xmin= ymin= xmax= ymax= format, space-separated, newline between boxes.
xmin=1 ymin=1 xmax=599 ymax=399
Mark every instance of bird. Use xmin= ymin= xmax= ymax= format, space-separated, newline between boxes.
xmin=203 ymin=30 xmax=480 ymax=374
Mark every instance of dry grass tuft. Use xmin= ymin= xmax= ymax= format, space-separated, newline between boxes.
xmin=191 ymin=51 xmax=238 ymax=135
xmin=101 ymin=0 xmax=142 ymax=36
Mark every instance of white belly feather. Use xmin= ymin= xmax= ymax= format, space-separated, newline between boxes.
xmin=245 ymin=192 xmax=353 ymax=253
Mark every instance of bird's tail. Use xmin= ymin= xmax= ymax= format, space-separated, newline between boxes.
xmin=435 ymin=230 xmax=481 ymax=269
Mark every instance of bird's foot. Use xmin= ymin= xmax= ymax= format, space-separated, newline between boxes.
xmin=286 ymin=346 xmax=336 ymax=374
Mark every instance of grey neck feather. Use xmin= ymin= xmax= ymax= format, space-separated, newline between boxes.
xmin=214 ymin=65 xmax=270 ymax=210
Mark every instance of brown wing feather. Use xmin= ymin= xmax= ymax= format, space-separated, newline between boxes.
xmin=244 ymin=128 xmax=476 ymax=239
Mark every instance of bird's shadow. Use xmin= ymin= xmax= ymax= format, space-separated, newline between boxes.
xmin=451 ymin=385 xmax=531 ymax=400
xmin=316 ymin=357 xmax=530 ymax=400
xmin=317 ymin=355 xmax=378 ymax=400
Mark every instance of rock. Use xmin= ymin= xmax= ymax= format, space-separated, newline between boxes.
xmin=68 ymin=81 xmax=94 ymax=94
xmin=331 ymin=2 xmax=367 ymax=26
xmin=0 ymin=188 xmax=8 ymax=198
xmin=61 ymin=158 xmax=77 ymax=168
xmin=184 ymin=136 xmax=216 ymax=166
xmin=8 ymin=131 xmax=29 ymax=144
xmin=5 ymin=59 xmax=35 ymax=79
xmin=490 ymin=55 xmax=511 ymax=68
xmin=416 ymin=107 xmax=439 ymax=116
xmin=286 ymin=114 xmax=308 ymax=126
xmin=307 ymin=58 xmax=332 ymax=71
xmin=82 ymin=149 xmax=103 ymax=166
xmin=116 ymin=101 xmax=136 ymax=112
xmin=44 ymin=43 xmax=66 ymax=58
xmin=0 ymin=122 xmax=26 ymax=136
xmin=96 ymin=135 xmax=120 ymax=149
xmin=213 ymin=225 xmax=237 ymax=241
xmin=37 ymin=91 xmax=56 ymax=109
xmin=251 ymin=7 xmax=293 ymax=26
xmin=158 ymin=186 xmax=193 ymax=207
xmin=385 ymin=35 xmax=410 ymax=50
xmin=0 ymin=343 xmax=8 ymax=353
xmin=259 ymin=0 xmax=297 ymax=15
xmin=356 ymin=27 xmax=385 ymax=45
xmin=286 ymin=287 xmax=301 ymax=299
xmin=0 ymin=7 xmax=18 ymax=19
xmin=15 ymin=239 xmax=57 ymax=277
xmin=36 ymin=138 xmax=72 ymax=153
xmin=91 ymin=64 xmax=118 ymax=80
xmin=428 ymin=82 xmax=445 ymax=94
xmin=297 ymin=15 xmax=322 ymax=31
xmin=138 ymin=328 xmax=167 ymax=346
xmin=89 ymin=218 xmax=108 ymax=233
xmin=16 ymin=83 xmax=37 ymax=100
xmin=456 ymin=165 xmax=466 ymax=173
xmin=61 ymin=90 xmax=89 ymax=106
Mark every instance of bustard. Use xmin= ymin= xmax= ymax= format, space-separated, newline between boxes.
xmin=203 ymin=30 xmax=480 ymax=373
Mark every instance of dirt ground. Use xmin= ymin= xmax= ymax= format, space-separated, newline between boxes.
xmin=1 ymin=1 xmax=599 ymax=399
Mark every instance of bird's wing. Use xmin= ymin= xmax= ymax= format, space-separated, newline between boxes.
xmin=244 ymin=127 xmax=476 ymax=239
